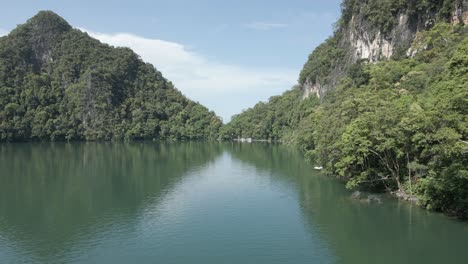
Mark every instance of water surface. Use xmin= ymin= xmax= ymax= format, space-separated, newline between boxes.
xmin=0 ymin=142 xmax=467 ymax=263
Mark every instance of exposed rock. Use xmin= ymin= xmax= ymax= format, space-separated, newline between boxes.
xmin=350 ymin=191 xmax=361 ymax=200
xmin=23 ymin=11 xmax=71 ymax=70
xmin=357 ymin=194 xmax=382 ymax=204
xmin=366 ymin=194 xmax=382 ymax=204
xmin=301 ymin=0 xmax=468 ymax=100
xmin=392 ymin=190 xmax=419 ymax=202
xmin=453 ymin=0 xmax=468 ymax=25
xmin=351 ymin=191 xmax=383 ymax=204
xmin=302 ymin=79 xmax=321 ymax=99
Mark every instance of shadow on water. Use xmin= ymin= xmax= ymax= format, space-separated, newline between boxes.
xmin=0 ymin=141 xmax=223 ymax=262
xmin=226 ymin=142 xmax=468 ymax=264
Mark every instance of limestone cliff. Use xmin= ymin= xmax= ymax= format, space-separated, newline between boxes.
xmin=301 ymin=0 xmax=468 ymax=99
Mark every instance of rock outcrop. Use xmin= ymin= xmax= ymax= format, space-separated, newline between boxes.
xmin=301 ymin=0 xmax=468 ymax=99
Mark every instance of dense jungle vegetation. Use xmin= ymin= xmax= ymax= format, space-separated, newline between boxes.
xmin=0 ymin=11 xmax=222 ymax=141
xmin=223 ymin=0 xmax=468 ymax=217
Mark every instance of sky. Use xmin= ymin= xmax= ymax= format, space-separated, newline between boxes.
xmin=0 ymin=0 xmax=342 ymax=122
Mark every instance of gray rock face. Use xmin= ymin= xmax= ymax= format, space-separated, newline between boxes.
xmin=301 ymin=0 xmax=468 ymax=99
xmin=27 ymin=11 xmax=71 ymax=69
xmin=453 ymin=0 xmax=468 ymax=25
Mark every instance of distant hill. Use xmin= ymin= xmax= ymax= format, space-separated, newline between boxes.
xmin=0 ymin=11 xmax=222 ymax=141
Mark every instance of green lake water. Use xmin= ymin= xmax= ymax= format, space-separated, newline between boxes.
xmin=0 ymin=142 xmax=467 ymax=263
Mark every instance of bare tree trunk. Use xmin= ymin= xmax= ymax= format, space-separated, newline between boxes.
xmin=395 ymin=159 xmax=402 ymax=192
xmin=407 ymin=151 xmax=412 ymax=195
xmin=396 ymin=174 xmax=402 ymax=191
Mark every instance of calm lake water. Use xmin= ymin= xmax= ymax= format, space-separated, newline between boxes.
xmin=0 ymin=142 xmax=467 ymax=263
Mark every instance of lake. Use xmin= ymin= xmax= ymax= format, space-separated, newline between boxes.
xmin=0 ymin=142 xmax=467 ymax=263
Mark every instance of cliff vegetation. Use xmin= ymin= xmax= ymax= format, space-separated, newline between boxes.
xmin=225 ymin=1 xmax=468 ymax=218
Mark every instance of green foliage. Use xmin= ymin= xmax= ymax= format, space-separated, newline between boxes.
xmin=299 ymin=36 xmax=344 ymax=85
xmin=225 ymin=23 xmax=467 ymax=218
xmin=341 ymin=0 xmax=454 ymax=34
xmin=311 ymin=24 xmax=468 ymax=217
xmin=221 ymin=86 xmax=319 ymax=142
xmin=0 ymin=12 xmax=221 ymax=142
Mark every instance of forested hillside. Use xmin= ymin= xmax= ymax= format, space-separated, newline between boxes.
xmin=221 ymin=87 xmax=318 ymax=141
xmin=0 ymin=11 xmax=222 ymax=141
xmin=225 ymin=1 xmax=468 ymax=218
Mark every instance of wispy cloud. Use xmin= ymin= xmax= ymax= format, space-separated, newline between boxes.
xmin=245 ymin=22 xmax=288 ymax=30
xmin=80 ymin=29 xmax=296 ymax=121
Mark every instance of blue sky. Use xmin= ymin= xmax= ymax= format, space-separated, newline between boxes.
xmin=1 ymin=0 xmax=342 ymax=121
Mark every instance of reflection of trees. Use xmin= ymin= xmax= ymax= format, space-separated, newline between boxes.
xmin=298 ymin=169 xmax=468 ymax=264
xmin=227 ymin=142 xmax=468 ymax=264
xmin=227 ymin=142 xmax=314 ymax=184
xmin=0 ymin=142 xmax=222 ymax=260
xmin=1 ymin=142 xmax=467 ymax=263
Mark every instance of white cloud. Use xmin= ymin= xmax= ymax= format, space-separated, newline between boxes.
xmin=0 ymin=28 xmax=8 ymax=37
xmin=245 ymin=22 xmax=288 ymax=30
xmin=80 ymin=29 xmax=297 ymax=122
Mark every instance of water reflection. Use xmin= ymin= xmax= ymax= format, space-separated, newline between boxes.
xmin=228 ymin=142 xmax=468 ymax=264
xmin=0 ymin=142 xmax=467 ymax=264
xmin=0 ymin=142 xmax=222 ymax=262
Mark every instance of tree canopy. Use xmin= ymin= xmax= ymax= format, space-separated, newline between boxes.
xmin=0 ymin=11 xmax=222 ymax=142
xmin=225 ymin=23 xmax=468 ymax=218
